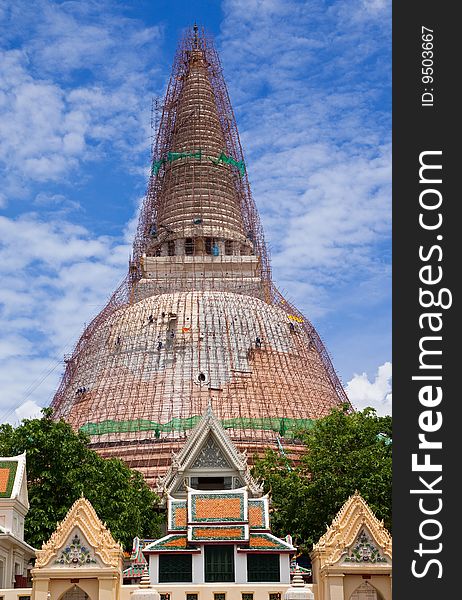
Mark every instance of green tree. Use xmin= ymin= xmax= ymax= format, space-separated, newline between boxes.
xmin=0 ymin=408 xmax=163 ymax=549
xmin=252 ymin=407 xmax=392 ymax=553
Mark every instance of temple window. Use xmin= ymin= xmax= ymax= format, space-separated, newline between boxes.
xmin=242 ymin=594 xmax=254 ymax=600
xmin=247 ymin=554 xmax=280 ymax=582
xmin=225 ymin=240 xmax=233 ymax=255
xmin=185 ymin=238 xmax=195 ymax=255
xmin=205 ymin=237 xmax=213 ymax=255
xmin=159 ymin=554 xmax=192 ymax=582
xmin=168 ymin=241 xmax=175 ymax=256
xmin=190 ymin=476 xmax=232 ymax=490
xmin=205 ymin=545 xmax=234 ymax=582
xmin=186 ymin=595 xmax=198 ymax=600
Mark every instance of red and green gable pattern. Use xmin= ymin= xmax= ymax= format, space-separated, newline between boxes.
xmin=168 ymin=498 xmax=187 ymax=531
xmin=248 ymin=498 xmax=269 ymax=530
xmin=0 ymin=461 xmax=18 ymax=498
xmin=123 ymin=564 xmax=145 ymax=579
xmin=238 ymin=533 xmax=295 ymax=552
xmin=143 ymin=534 xmax=199 ymax=553
xmin=188 ymin=524 xmax=249 ymax=542
xmin=189 ymin=490 xmax=247 ymax=523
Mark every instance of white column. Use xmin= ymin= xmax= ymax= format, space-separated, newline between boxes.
xmin=280 ymin=554 xmax=291 ymax=584
xmin=193 ymin=551 xmax=204 ymax=583
xmin=235 ymin=548 xmax=247 ymax=583
xmin=326 ymin=574 xmax=345 ymax=600
xmin=150 ymin=554 xmax=159 ymax=584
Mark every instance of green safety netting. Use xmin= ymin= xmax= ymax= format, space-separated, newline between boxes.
xmin=151 ymin=158 xmax=165 ymax=175
xmin=167 ymin=150 xmax=202 ymax=162
xmin=80 ymin=416 xmax=314 ymax=437
xmin=151 ymin=150 xmax=245 ymax=177
xmin=212 ymin=152 xmax=246 ymax=176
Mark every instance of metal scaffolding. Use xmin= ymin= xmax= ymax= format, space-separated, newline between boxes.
xmin=50 ymin=26 xmax=351 ymax=488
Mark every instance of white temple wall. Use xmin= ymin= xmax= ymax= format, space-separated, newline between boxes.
xmin=235 ymin=547 xmax=246 ymax=583
xmin=279 ymin=554 xmax=290 ymax=584
xmin=193 ymin=551 xmax=204 ymax=583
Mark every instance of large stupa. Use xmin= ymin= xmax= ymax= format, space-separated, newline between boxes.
xmin=51 ymin=26 xmax=351 ymax=487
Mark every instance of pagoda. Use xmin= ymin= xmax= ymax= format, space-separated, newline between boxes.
xmin=50 ymin=25 xmax=351 ymax=487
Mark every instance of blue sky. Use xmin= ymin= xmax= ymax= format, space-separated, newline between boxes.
xmin=0 ymin=0 xmax=391 ymax=423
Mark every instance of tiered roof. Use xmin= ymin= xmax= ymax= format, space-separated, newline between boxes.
xmin=144 ymin=485 xmax=293 ymax=554
xmin=143 ymin=407 xmax=294 ymax=556
xmin=0 ymin=453 xmax=28 ymax=503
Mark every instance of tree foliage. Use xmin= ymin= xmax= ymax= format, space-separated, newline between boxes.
xmin=0 ymin=408 xmax=163 ymax=550
xmin=252 ymin=407 xmax=392 ymax=554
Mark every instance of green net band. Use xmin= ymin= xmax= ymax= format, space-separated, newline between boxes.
xmin=212 ymin=152 xmax=246 ymax=176
xmin=80 ymin=416 xmax=314 ymax=438
xmin=167 ymin=150 xmax=202 ymax=162
xmin=151 ymin=151 xmax=245 ymax=177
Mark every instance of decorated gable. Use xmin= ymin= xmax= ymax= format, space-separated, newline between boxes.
xmin=157 ymin=406 xmax=262 ymax=498
xmin=35 ymin=497 xmax=124 ymax=570
xmin=342 ymin=528 xmax=389 ymax=565
xmin=191 ymin=434 xmax=231 ymax=469
xmin=311 ymin=492 xmax=392 ymax=569
xmin=54 ymin=530 xmax=99 ymax=567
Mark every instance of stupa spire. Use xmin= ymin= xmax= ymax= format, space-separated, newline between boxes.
xmin=51 ymin=26 xmax=351 ymax=488
xmin=131 ymin=25 xmax=264 ymax=301
xmin=152 ymin=25 xmax=249 ymax=259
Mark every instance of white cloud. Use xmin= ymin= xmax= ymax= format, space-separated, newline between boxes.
xmin=0 ymin=1 xmax=162 ymax=194
xmin=14 ymin=400 xmax=44 ymax=422
xmin=346 ymin=361 xmax=392 ymax=415
xmin=0 ymin=211 xmax=131 ymax=417
xmin=219 ymin=0 xmax=391 ymax=331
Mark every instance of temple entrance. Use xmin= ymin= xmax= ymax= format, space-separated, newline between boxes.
xmin=350 ymin=581 xmax=383 ymax=600
xmin=59 ymin=586 xmax=89 ymax=600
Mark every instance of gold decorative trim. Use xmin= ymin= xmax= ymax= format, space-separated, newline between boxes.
xmin=35 ymin=496 xmax=123 ymax=568
xmin=311 ymin=491 xmax=392 ymax=567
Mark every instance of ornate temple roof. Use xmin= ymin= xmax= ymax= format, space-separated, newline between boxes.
xmin=311 ymin=492 xmax=392 ymax=569
xmin=158 ymin=404 xmax=262 ymax=498
xmin=35 ymin=496 xmax=124 ymax=569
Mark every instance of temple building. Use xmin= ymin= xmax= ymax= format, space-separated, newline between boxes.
xmin=143 ymin=406 xmax=295 ymax=586
xmin=0 ymin=453 xmax=35 ymax=590
xmin=50 ymin=25 xmax=352 ymax=488
xmin=0 ymin=449 xmax=392 ymax=600
xmin=310 ymin=493 xmax=392 ymax=600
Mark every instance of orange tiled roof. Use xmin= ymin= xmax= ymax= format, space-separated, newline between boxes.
xmin=190 ymin=492 xmax=245 ymax=523
xmin=239 ymin=533 xmax=293 ymax=551
xmin=189 ymin=525 xmax=247 ymax=542
xmin=249 ymin=502 xmax=265 ymax=529
xmin=143 ymin=534 xmax=198 ymax=552
xmin=0 ymin=462 xmax=18 ymax=498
